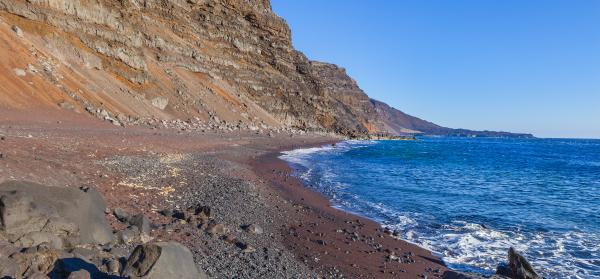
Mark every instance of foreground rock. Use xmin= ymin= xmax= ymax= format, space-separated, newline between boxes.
xmin=0 ymin=181 xmax=204 ymax=279
xmin=442 ymin=247 xmax=543 ymax=279
xmin=0 ymin=242 xmax=59 ymax=278
xmin=122 ymin=242 xmax=207 ymax=279
xmin=0 ymin=181 xmax=113 ymax=246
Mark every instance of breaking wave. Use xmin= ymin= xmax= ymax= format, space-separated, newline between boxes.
xmin=280 ymin=137 xmax=600 ymax=279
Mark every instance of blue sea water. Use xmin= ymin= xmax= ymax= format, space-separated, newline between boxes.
xmin=280 ymin=137 xmax=600 ymax=279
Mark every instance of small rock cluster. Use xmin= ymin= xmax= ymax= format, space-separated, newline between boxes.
xmin=112 ymin=209 xmax=152 ymax=244
xmin=85 ymin=106 xmax=129 ymax=127
xmin=100 ymin=152 xmax=317 ymax=278
xmin=157 ymin=203 xmax=262 ymax=255
xmin=81 ymin=105 xmax=318 ymax=137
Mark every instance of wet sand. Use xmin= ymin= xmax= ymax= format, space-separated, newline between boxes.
xmin=251 ymin=150 xmax=448 ymax=278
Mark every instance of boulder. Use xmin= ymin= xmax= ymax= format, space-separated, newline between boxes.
xmin=0 ymin=181 xmax=113 ymax=246
xmin=116 ymin=226 xmax=140 ymax=244
xmin=106 ymin=259 xmax=121 ymax=274
xmin=0 ymin=257 xmax=20 ymax=279
xmin=107 ymin=246 xmax=129 ymax=258
xmin=121 ymin=242 xmax=207 ymax=279
xmin=7 ymin=244 xmax=59 ymax=278
xmin=113 ymin=208 xmax=131 ymax=222
xmin=495 ymin=247 xmax=542 ymax=279
xmin=129 ymin=214 xmax=152 ymax=242
xmin=51 ymin=256 xmax=108 ymax=278
xmin=151 ymin=97 xmax=169 ymax=110
xmin=0 ymin=190 xmax=51 ymax=238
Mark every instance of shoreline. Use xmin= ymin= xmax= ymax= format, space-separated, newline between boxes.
xmin=250 ymin=141 xmax=450 ymax=278
xmin=262 ymin=140 xmax=560 ymax=279
xmin=1 ymin=109 xmax=453 ymax=278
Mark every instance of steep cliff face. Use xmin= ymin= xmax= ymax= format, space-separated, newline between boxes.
xmin=0 ymin=0 xmax=532 ymax=137
xmin=0 ymin=0 xmax=382 ymax=135
xmin=308 ymin=62 xmax=389 ymax=135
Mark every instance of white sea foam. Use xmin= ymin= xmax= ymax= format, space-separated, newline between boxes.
xmin=391 ymin=218 xmax=600 ymax=278
xmin=325 ymin=185 xmax=599 ymax=278
xmin=279 ymin=140 xmax=377 ymax=167
xmin=278 ymin=139 xmax=600 ymax=279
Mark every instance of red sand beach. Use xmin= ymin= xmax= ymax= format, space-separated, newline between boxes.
xmin=0 ymin=108 xmax=449 ymax=278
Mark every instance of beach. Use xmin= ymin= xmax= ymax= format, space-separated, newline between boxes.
xmin=0 ymin=0 xmax=592 ymax=277
xmin=0 ymin=109 xmax=448 ymax=278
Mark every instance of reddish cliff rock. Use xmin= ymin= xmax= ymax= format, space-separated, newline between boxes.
xmin=0 ymin=0 xmax=532 ymax=138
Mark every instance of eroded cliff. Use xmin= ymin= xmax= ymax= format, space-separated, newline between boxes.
xmin=0 ymin=0 xmax=532 ymax=138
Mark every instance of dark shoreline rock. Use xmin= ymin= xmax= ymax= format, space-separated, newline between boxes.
xmin=442 ymin=247 xmax=543 ymax=279
xmin=496 ymin=247 xmax=542 ymax=279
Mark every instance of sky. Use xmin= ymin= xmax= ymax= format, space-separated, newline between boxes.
xmin=271 ymin=0 xmax=600 ymax=139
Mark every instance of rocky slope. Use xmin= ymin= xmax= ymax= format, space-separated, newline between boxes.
xmin=0 ymin=0 xmax=531 ymax=138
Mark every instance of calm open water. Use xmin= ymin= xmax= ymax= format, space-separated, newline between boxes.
xmin=280 ymin=137 xmax=600 ymax=278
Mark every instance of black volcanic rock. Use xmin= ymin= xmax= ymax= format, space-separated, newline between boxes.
xmin=496 ymin=247 xmax=543 ymax=279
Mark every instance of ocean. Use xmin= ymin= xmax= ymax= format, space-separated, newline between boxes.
xmin=280 ymin=137 xmax=600 ymax=279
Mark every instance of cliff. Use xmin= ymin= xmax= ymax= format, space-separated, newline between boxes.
xmin=371 ymin=99 xmax=534 ymax=138
xmin=0 ymin=0 xmax=532 ymax=138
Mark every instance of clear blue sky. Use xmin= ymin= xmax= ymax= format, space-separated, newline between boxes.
xmin=271 ymin=0 xmax=600 ymax=138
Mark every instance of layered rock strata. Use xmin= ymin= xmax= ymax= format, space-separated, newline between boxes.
xmin=0 ymin=0 xmax=532 ymax=138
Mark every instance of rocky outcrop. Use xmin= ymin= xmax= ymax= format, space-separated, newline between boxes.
xmin=308 ymin=62 xmax=387 ymax=136
xmin=496 ymin=247 xmax=542 ymax=279
xmin=442 ymin=248 xmax=543 ymax=279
